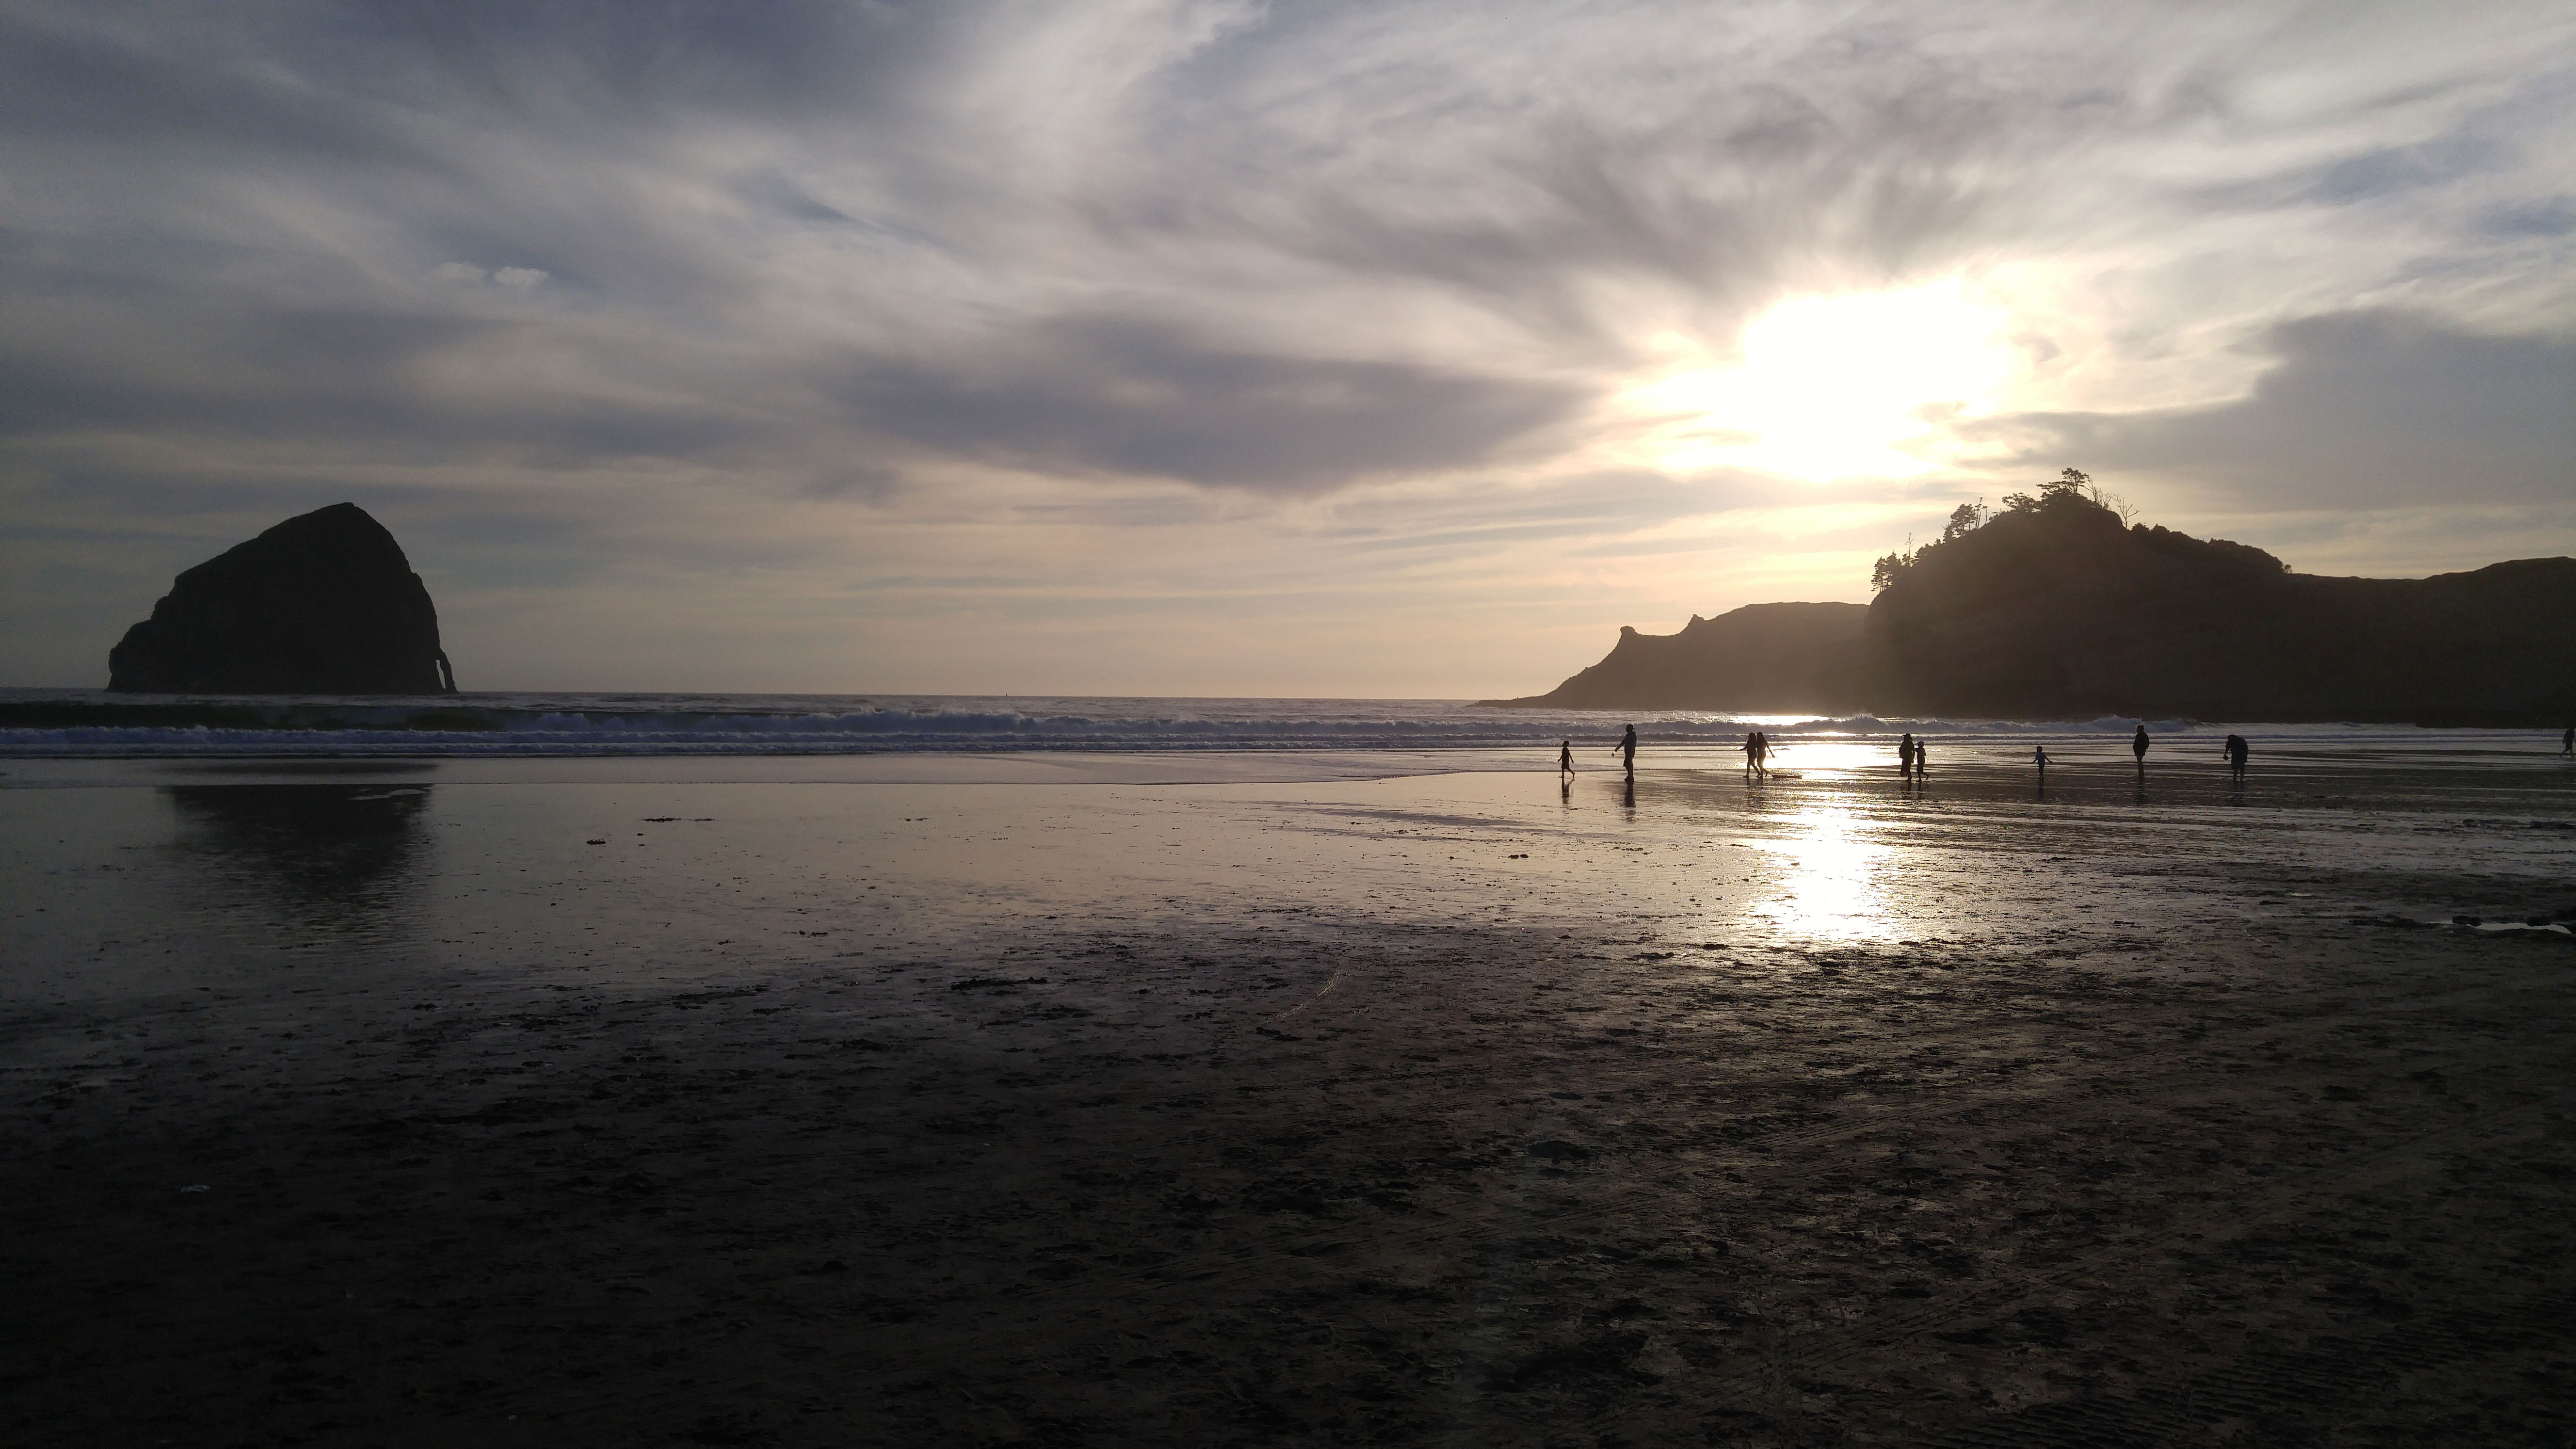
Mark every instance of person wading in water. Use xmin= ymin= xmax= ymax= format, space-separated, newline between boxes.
xmin=2132 ymin=724 xmax=2151 ymax=768
xmin=1613 ymin=724 xmax=1637 ymax=775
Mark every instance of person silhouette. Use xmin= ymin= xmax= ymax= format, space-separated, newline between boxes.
xmin=1558 ymin=739 xmax=1574 ymax=778
xmin=2562 ymin=724 xmax=2573 ymax=758
xmin=1914 ymin=737 xmax=1929 ymax=773
xmin=1753 ymin=730 xmax=1770 ymax=776
xmin=1740 ymin=730 xmax=1759 ymax=774
xmin=2225 ymin=733 xmax=2250 ymax=780
xmin=2034 ymin=743 xmax=2051 ymax=773
xmin=2132 ymin=724 xmax=2150 ymax=768
xmin=1898 ymin=731 xmax=1916 ymax=777
xmin=1614 ymin=723 xmax=1637 ymax=775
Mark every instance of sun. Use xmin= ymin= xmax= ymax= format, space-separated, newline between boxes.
xmin=1629 ymin=281 xmax=2012 ymax=481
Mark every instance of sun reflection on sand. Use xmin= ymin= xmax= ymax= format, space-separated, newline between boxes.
xmin=1738 ymin=737 xmax=1894 ymax=776
xmin=1743 ymin=805 xmax=1894 ymax=941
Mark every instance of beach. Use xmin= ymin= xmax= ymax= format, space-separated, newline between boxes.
xmin=6 ymin=744 xmax=2575 ymax=1445
xmin=19 ymin=3 xmax=2576 ymax=1443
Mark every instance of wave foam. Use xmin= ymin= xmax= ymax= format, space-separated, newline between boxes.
xmin=0 ymin=692 xmax=2370 ymax=760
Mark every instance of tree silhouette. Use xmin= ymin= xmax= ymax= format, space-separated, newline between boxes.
xmin=1870 ymin=550 xmax=1913 ymax=593
xmin=1873 ymin=470 xmax=2141 ymax=592
xmin=1942 ymin=500 xmax=1987 ymax=542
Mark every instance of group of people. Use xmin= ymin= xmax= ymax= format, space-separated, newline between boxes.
xmin=2034 ymin=725 xmax=2251 ymax=779
xmin=1558 ymin=723 xmax=1776 ymax=778
xmin=1561 ymin=727 xmax=1640 ymax=778
xmin=1896 ymin=732 xmax=1928 ymax=776
xmin=1739 ymin=729 xmax=1775 ymax=775
xmin=1554 ymin=723 xmax=2574 ymax=787
xmin=1557 ymin=722 xmax=2273 ymax=782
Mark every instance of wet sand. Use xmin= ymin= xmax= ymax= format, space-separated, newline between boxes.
xmin=5 ymin=755 xmax=2575 ymax=1446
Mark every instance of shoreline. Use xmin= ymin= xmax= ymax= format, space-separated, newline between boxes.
xmin=7 ymin=690 xmax=2574 ymax=772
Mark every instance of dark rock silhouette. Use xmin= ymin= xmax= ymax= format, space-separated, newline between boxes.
xmin=1492 ymin=491 xmax=2576 ymax=724
xmin=1864 ymin=494 xmax=2576 ymax=723
xmin=108 ymin=503 xmax=457 ymax=693
xmin=1484 ymin=602 xmax=1870 ymax=712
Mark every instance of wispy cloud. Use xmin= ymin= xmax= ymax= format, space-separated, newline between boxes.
xmin=2 ymin=0 xmax=2571 ymax=692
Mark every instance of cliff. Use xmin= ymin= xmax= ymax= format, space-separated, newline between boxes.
xmin=108 ymin=503 xmax=457 ymax=694
xmin=1484 ymin=602 xmax=1869 ymax=711
xmin=1866 ymin=495 xmax=2576 ymax=722
xmin=1491 ymin=493 xmax=2576 ymax=724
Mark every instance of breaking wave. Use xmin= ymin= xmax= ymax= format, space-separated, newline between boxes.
xmin=0 ymin=689 xmax=2352 ymax=759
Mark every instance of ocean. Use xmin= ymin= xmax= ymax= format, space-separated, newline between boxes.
xmin=2 ymin=687 xmax=2563 ymax=769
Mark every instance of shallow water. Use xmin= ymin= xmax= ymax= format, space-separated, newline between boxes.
xmin=9 ymin=753 xmax=2571 ymax=1008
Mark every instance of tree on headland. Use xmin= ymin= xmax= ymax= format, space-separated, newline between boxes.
xmin=1942 ymin=500 xmax=1987 ymax=542
xmin=1875 ymin=498 xmax=1990 ymax=591
xmin=1997 ymin=466 xmax=2088 ymax=514
xmin=1874 ymin=468 xmax=2133 ymax=594
xmin=1868 ymin=465 xmax=2294 ymax=598
xmin=2000 ymin=467 xmax=2136 ymax=524
xmin=1869 ymin=547 xmax=1916 ymax=594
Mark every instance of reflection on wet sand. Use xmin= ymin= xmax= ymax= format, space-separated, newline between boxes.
xmin=1745 ymin=804 xmax=1895 ymax=941
xmin=163 ymin=784 xmax=434 ymax=930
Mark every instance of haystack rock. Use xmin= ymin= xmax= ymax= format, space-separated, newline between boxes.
xmin=108 ymin=503 xmax=457 ymax=693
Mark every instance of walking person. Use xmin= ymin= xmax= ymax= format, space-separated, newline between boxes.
xmin=2132 ymin=724 xmax=2150 ymax=768
xmin=2034 ymin=743 xmax=2051 ymax=773
xmin=1613 ymin=723 xmax=1637 ymax=775
xmin=2562 ymin=724 xmax=2573 ymax=758
xmin=1752 ymin=729 xmax=1771 ymax=776
xmin=1898 ymin=732 xmax=1916 ymax=777
xmin=1558 ymin=739 xmax=1574 ymax=779
xmin=1913 ymin=737 xmax=1929 ymax=774
xmin=2224 ymin=733 xmax=2250 ymax=780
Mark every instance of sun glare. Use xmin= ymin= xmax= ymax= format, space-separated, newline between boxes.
xmin=1745 ymin=805 xmax=1894 ymax=942
xmin=1631 ymin=283 xmax=2011 ymax=481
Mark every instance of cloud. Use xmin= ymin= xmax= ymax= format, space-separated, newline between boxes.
xmin=436 ymin=263 xmax=549 ymax=289
xmin=2479 ymin=197 xmax=2576 ymax=237
xmin=1 ymin=0 xmax=2572 ymax=690
xmin=0 ymin=303 xmax=765 ymax=467
xmin=832 ymin=316 xmax=1583 ymax=493
xmin=1974 ymin=311 xmax=2576 ymax=509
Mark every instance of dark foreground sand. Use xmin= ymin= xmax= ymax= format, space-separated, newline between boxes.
xmin=5 ymin=757 xmax=2574 ymax=1446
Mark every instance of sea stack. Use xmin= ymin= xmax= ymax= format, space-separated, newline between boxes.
xmin=107 ymin=503 xmax=457 ymax=694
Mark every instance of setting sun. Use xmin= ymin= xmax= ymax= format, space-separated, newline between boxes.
xmin=1633 ymin=282 xmax=2012 ymax=480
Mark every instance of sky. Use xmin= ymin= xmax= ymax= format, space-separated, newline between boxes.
xmin=3 ymin=0 xmax=2572 ymax=697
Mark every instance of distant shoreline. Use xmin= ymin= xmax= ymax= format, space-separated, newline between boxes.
xmin=3 ymin=698 xmax=2569 ymax=776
